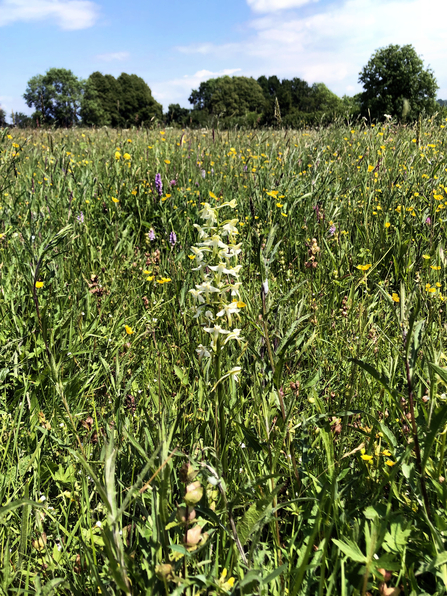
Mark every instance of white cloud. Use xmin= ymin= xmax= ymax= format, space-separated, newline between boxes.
xmin=177 ymin=0 xmax=447 ymax=98
xmin=151 ymin=68 xmax=242 ymax=109
xmin=96 ymin=51 xmax=130 ymax=62
xmin=247 ymin=0 xmax=317 ymax=12
xmin=0 ymin=0 xmax=99 ymax=30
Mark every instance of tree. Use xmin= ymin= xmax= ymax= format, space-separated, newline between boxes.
xmin=24 ymin=68 xmax=84 ymax=127
xmin=0 ymin=107 xmax=6 ymax=127
xmin=189 ymin=76 xmax=266 ymax=118
xmin=359 ymin=44 xmax=438 ymax=120
xmin=116 ymin=73 xmax=162 ymax=127
xmin=80 ymin=72 xmax=162 ymax=127
xmin=81 ymin=72 xmax=121 ymax=127
xmin=166 ymin=103 xmax=190 ymax=126
xmin=13 ymin=112 xmax=33 ymax=128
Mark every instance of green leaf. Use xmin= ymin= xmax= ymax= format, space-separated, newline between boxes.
xmin=351 ymin=358 xmax=399 ymax=400
xmin=262 ymin=564 xmax=287 ymax=585
xmin=236 ymin=488 xmax=279 ymax=546
xmin=429 ymin=362 xmax=447 ymax=385
xmin=416 ymin=552 xmax=447 ymax=575
xmin=332 ymin=538 xmax=366 ymax=563
xmin=421 ymin=401 xmax=447 ymax=471
xmin=383 ymin=521 xmax=412 ymax=554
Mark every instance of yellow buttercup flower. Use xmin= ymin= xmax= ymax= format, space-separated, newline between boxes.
xmin=361 ymin=454 xmax=373 ymax=462
xmin=385 ymin=460 xmax=396 ymax=467
xmin=385 ymin=222 xmax=391 ymax=228
xmin=125 ymin=325 xmax=134 ymax=335
xmin=112 ymin=197 xmax=119 ymax=203
xmin=392 ymin=293 xmax=399 ymax=303
xmin=123 ymin=153 xmax=131 ymax=160
xmin=356 ymin=264 xmax=372 ymax=271
xmin=35 ymin=281 xmax=44 ymax=288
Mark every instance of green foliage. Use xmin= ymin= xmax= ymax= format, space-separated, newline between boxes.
xmin=189 ymin=75 xmax=266 ymax=119
xmin=12 ymin=111 xmax=33 ymax=128
xmin=1 ymin=120 xmax=447 ymax=593
xmin=0 ymin=107 xmax=6 ymax=127
xmin=166 ymin=103 xmax=190 ymax=126
xmin=359 ymin=44 xmax=439 ymax=121
xmin=23 ymin=68 xmax=85 ymax=127
xmin=81 ymin=71 xmax=162 ymax=128
xmin=115 ymin=72 xmax=163 ymax=127
xmin=80 ymin=71 xmax=121 ymax=127
xmin=257 ymin=76 xmax=350 ymax=127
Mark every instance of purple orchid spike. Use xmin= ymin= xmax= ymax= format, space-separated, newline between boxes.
xmin=155 ymin=173 xmax=163 ymax=197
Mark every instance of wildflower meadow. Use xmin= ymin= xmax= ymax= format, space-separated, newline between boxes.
xmin=1 ymin=118 xmax=447 ymax=595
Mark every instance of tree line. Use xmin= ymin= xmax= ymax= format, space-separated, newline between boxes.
xmin=1 ymin=44 xmax=445 ymax=129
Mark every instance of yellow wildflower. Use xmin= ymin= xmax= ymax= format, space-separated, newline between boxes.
xmin=125 ymin=325 xmax=134 ymax=335
xmin=356 ymin=264 xmax=372 ymax=271
xmin=35 ymin=281 xmax=44 ymax=288
xmin=361 ymin=454 xmax=373 ymax=462
xmin=392 ymin=293 xmax=399 ymax=303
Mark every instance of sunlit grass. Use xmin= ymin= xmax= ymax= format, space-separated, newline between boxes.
xmin=1 ymin=118 xmax=447 ymax=594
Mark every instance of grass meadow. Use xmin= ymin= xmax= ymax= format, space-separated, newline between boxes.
xmin=1 ymin=119 xmax=447 ymax=595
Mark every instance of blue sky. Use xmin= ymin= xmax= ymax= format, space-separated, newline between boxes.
xmin=0 ymin=0 xmax=446 ymax=118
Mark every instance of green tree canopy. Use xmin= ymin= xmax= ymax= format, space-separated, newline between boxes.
xmin=23 ymin=68 xmax=84 ymax=127
xmin=358 ymin=44 xmax=438 ymax=120
xmin=81 ymin=72 xmax=121 ymax=127
xmin=0 ymin=107 xmax=6 ymax=127
xmin=166 ymin=103 xmax=190 ymax=126
xmin=13 ymin=112 xmax=33 ymax=128
xmin=189 ymin=76 xmax=266 ymax=117
xmin=257 ymin=76 xmax=344 ymax=126
xmin=116 ymin=73 xmax=162 ymax=126
xmin=81 ymin=72 xmax=162 ymax=127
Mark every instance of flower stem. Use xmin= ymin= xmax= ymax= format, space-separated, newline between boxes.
xmin=215 ymin=338 xmax=227 ymax=476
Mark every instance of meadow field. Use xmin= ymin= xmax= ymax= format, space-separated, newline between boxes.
xmin=1 ymin=119 xmax=447 ymax=595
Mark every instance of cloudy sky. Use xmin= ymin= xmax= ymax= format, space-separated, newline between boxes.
xmin=0 ymin=0 xmax=445 ymax=117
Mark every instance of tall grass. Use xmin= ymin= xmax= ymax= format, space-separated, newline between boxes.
xmin=0 ymin=119 xmax=447 ymax=594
